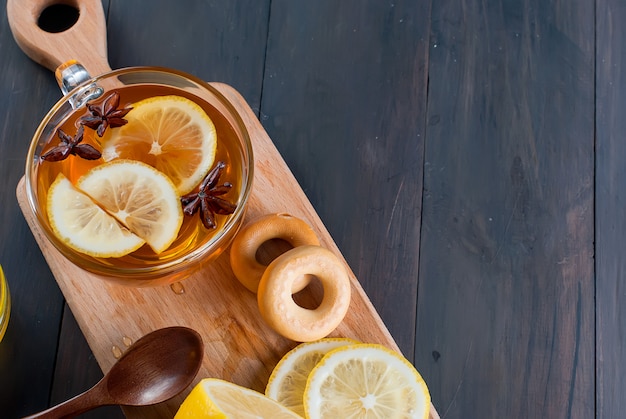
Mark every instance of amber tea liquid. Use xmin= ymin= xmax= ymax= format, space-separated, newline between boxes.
xmin=35 ymin=84 xmax=245 ymax=269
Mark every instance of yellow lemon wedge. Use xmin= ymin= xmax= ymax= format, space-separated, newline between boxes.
xmin=76 ymin=160 xmax=183 ymax=254
xmin=174 ymin=378 xmax=302 ymax=418
xmin=303 ymin=343 xmax=431 ymax=419
xmin=101 ymin=95 xmax=217 ymax=195
xmin=47 ymin=173 xmax=145 ymax=258
xmin=0 ymin=264 xmax=12 ymax=341
xmin=266 ymin=338 xmax=360 ymax=416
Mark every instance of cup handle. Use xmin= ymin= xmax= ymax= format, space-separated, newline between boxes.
xmin=6 ymin=0 xmax=112 ymax=77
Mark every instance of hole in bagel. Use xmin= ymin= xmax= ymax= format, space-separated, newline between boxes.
xmin=255 ymin=238 xmax=293 ymax=266
xmin=292 ymin=275 xmax=323 ymax=310
xmin=38 ymin=3 xmax=80 ymax=33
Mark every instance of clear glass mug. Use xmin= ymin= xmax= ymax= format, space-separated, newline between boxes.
xmin=8 ymin=0 xmax=254 ymax=286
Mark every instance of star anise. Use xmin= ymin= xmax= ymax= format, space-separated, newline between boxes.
xmin=78 ymin=91 xmax=132 ymax=137
xmin=181 ymin=161 xmax=237 ymax=229
xmin=41 ymin=125 xmax=102 ymax=162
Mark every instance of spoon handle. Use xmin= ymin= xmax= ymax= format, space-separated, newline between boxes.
xmin=21 ymin=383 xmax=110 ymax=419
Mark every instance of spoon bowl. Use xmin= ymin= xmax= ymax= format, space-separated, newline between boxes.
xmin=23 ymin=327 xmax=204 ymax=418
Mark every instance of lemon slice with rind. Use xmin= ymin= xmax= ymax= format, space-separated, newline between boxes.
xmin=101 ymin=95 xmax=217 ymax=195
xmin=266 ymin=338 xmax=360 ymax=416
xmin=77 ymin=160 xmax=183 ymax=254
xmin=304 ymin=343 xmax=431 ymax=419
xmin=174 ymin=378 xmax=302 ymax=418
xmin=47 ymin=173 xmax=145 ymax=258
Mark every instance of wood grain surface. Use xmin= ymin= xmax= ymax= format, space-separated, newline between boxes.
xmin=596 ymin=0 xmax=626 ymax=417
xmin=416 ymin=1 xmax=595 ymax=417
xmin=1 ymin=0 xmax=624 ymax=418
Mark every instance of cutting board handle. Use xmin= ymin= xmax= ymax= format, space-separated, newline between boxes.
xmin=6 ymin=0 xmax=112 ymax=77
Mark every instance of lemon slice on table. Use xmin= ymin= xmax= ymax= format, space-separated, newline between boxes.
xmin=174 ymin=378 xmax=302 ymax=418
xmin=304 ymin=343 xmax=431 ymax=419
xmin=266 ymin=338 xmax=360 ymax=416
xmin=77 ymin=160 xmax=183 ymax=254
xmin=47 ymin=173 xmax=145 ymax=258
xmin=101 ymin=95 xmax=217 ymax=195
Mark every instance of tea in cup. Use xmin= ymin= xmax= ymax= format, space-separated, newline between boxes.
xmin=24 ymin=67 xmax=253 ymax=286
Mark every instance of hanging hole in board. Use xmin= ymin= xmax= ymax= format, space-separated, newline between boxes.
xmin=38 ymin=3 xmax=80 ymax=33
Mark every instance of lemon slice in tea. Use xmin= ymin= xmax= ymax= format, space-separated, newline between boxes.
xmin=47 ymin=173 xmax=145 ymax=258
xmin=101 ymin=95 xmax=217 ymax=195
xmin=174 ymin=378 xmax=302 ymax=418
xmin=304 ymin=343 xmax=431 ymax=419
xmin=77 ymin=160 xmax=183 ymax=254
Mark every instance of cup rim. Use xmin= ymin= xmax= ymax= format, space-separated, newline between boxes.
xmin=24 ymin=66 xmax=254 ymax=281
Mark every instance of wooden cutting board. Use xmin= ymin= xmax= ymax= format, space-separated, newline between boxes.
xmin=16 ymin=82 xmax=439 ymax=419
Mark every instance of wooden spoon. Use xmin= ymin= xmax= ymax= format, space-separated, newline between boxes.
xmin=22 ymin=327 xmax=204 ymax=418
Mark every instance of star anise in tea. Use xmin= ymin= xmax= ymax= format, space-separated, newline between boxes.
xmin=181 ymin=161 xmax=237 ymax=229
xmin=79 ymin=91 xmax=133 ymax=137
xmin=41 ymin=125 xmax=102 ymax=162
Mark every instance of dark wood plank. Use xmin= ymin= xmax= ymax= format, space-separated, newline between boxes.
xmin=105 ymin=0 xmax=270 ymax=113
xmin=0 ymin=1 xmax=69 ymax=416
xmin=261 ymin=0 xmax=430 ymax=360
xmin=416 ymin=0 xmax=595 ymax=417
xmin=596 ymin=0 xmax=626 ymax=417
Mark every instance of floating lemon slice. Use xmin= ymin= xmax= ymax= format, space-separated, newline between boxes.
xmin=266 ymin=338 xmax=360 ymax=416
xmin=101 ymin=95 xmax=217 ymax=195
xmin=304 ymin=343 xmax=431 ymax=419
xmin=174 ymin=378 xmax=302 ymax=418
xmin=47 ymin=173 xmax=145 ymax=258
xmin=77 ymin=160 xmax=183 ymax=254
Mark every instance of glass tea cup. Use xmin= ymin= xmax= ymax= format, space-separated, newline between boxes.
xmin=24 ymin=66 xmax=254 ymax=286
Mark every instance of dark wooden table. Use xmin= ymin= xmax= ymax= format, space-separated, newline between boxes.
xmin=0 ymin=0 xmax=623 ymax=418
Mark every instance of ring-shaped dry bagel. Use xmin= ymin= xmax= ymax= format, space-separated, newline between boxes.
xmin=229 ymin=213 xmax=320 ymax=293
xmin=257 ymin=245 xmax=351 ymax=342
